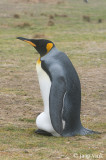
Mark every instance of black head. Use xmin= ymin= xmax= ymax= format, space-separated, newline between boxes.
xmin=17 ymin=37 xmax=55 ymax=57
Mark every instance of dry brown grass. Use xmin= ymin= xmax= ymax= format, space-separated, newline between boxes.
xmin=83 ymin=15 xmax=91 ymax=22
xmin=15 ymin=22 xmax=31 ymax=28
xmin=33 ymin=34 xmax=46 ymax=38
xmin=48 ymin=20 xmax=55 ymax=26
xmin=13 ymin=14 xmax=20 ymax=19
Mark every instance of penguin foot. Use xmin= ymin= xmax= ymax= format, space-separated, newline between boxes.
xmin=35 ymin=129 xmax=52 ymax=136
xmin=62 ymin=127 xmax=100 ymax=137
xmin=79 ymin=127 xmax=101 ymax=136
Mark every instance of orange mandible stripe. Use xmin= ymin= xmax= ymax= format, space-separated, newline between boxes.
xmin=24 ymin=40 xmax=36 ymax=47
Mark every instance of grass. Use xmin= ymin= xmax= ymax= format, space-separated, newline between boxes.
xmin=0 ymin=0 xmax=106 ymax=159
xmin=0 ymin=124 xmax=105 ymax=159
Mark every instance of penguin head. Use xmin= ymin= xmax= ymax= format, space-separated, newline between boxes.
xmin=17 ymin=37 xmax=55 ymax=57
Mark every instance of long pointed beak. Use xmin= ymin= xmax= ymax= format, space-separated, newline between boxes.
xmin=17 ymin=37 xmax=36 ymax=47
xmin=17 ymin=37 xmax=29 ymax=41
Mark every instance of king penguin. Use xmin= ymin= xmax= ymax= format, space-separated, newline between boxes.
xmin=17 ymin=37 xmax=98 ymax=137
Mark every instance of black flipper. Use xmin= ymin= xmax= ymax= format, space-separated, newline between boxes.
xmin=49 ymin=76 xmax=66 ymax=134
xmin=35 ymin=129 xmax=52 ymax=136
xmin=41 ymin=59 xmax=66 ymax=135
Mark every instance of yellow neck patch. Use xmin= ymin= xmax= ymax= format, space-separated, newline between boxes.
xmin=37 ymin=58 xmax=41 ymax=65
xmin=46 ymin=43 xmax=53 ymax=53
xmin=24 ymin=40 xmax=36 ymax=47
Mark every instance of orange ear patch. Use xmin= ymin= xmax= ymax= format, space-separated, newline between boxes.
xmin=46 ymin=43 xmax=53 ymax=53
xmin=24 ymin=40 xmax=36 ymax=47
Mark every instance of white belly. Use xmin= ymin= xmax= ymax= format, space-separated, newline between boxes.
xmin=36 ymin=60 xmax=60 ymax=137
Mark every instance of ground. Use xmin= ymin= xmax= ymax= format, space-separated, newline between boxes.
xmin=0 ymin=0 xmax=106 ymax=160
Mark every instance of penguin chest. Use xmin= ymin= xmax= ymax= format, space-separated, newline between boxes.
xmin=36 ymin=60 xmax=51 ymax=113
xmin=35 ymin=59 xmax=61 ymax=136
